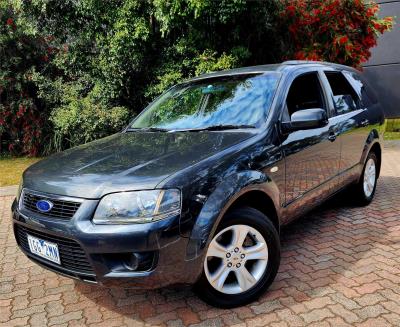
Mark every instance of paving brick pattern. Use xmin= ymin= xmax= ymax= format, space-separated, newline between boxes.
xmin=1 ymin=142 xmax=399 ymax=326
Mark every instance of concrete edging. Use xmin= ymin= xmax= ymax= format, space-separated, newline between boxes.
xmin=0 ymin=185 xmax=18 ymax=197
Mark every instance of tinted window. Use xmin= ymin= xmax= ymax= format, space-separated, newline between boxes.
xmin=343 ymin=71 xmax=377 ymax=107
xmin=286 ymin=73 xmax=326 ymax=118
xmin=324 ymin=71 xmax=360 ymax=115
xmin=130 ymin=73 xmax=280 ymax=130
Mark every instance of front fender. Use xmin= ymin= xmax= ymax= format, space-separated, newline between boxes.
xmin=185 ymin=170 xmax=279 ymax=261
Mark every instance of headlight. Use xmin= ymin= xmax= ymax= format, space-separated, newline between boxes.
xmin=93 ymin=189 xmax=181 ymax=224
xmin=16 ymin=180 xmax=23 ymax=202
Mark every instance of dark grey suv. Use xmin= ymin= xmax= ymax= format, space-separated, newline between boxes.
xmin=12 ymin=61 xmax=384 ymax=307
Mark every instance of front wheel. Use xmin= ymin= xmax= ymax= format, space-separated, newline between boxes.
xmin=194 ymin=207 xmax=280 ymax=308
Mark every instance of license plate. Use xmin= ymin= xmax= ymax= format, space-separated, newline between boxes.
xmin=27 ymin=234 xmax=61 ymax=265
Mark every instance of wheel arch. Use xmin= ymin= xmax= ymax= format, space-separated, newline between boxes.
xmin=185 ymin=170 xmax=281 ymax=261
xmin=360 ymin=129 xmax=382 ymax=178
xmin=226 ymin=190 xmax=280 ymax=235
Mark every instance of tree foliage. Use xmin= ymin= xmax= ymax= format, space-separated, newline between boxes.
xmin=0 ymin=0 xmax=394 ymax=155
xmin=281 ymin=0 xmax=394 ymax=66
xmin=0 ymin=0 xmax=53 ymax=155
xmin=16 ymin=0 xmax=282 ymax=152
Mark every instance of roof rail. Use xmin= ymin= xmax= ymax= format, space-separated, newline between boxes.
xmin=282 ymin=60 xmax=357 ymax=72
xmin=282 ymin=60 xmax=329 ymax=65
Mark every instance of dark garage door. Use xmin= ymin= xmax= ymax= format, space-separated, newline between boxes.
xmin=363 ymin=0 xmax=400 ymax=118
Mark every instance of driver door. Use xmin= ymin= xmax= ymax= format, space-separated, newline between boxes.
xmin=279 ymin=71 xmax=341 ymax=221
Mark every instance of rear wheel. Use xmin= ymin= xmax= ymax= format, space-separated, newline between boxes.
xmin=353 ymin=152 xmax=378 ymax=205
xmin=194 ymin=207 xmax=280 ymax=308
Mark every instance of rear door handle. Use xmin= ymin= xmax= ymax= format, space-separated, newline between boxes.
xmin=328 ymin=132 xmax=337 ymax=142
xmin=360 ymin=119 xmax=369 ymax=127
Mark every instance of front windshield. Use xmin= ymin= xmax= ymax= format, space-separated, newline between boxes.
xmin=130 ymin=72 xmax=280 ymax=130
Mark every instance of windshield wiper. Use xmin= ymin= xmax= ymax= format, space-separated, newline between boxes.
xmin=126 ymin=127 xmax=169 ymax=132
xmin=127 ymin=125 xmax=256 ymax=133
xmin=181 ymin=124 xmax=256 ymax=131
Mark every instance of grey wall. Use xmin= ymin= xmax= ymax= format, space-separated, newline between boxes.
xmin=363 ymin=0 xmax=400 ymax=118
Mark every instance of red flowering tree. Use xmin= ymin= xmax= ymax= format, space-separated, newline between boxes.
xmin=0 ymin=4 xmax=54 ymax=156
xmin=280 ymin=0 xmax=394 ymax=67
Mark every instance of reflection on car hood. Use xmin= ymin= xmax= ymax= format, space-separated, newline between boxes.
xmin=23 ymin=131 xmax=254 ymax=198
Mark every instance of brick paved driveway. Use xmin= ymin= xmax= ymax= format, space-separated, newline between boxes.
xmin=1 ymin=142 xmax=400 ymax=327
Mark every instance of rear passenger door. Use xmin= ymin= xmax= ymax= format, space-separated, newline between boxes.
xmin=321 ymin=69 xmax=371 ymax=184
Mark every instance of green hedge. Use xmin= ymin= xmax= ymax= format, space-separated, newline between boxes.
xmin=383 ymin=119 xmax=400 ymax=140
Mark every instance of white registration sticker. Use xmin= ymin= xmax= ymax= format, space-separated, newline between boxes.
xmin=27 ymin=234 xmax=61 ymax=265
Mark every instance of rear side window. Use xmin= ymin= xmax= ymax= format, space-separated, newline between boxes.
xmin=343 ymin=71 xmax=378 ymax=107
xmin=324 ymin=71 xmax=360 ymax=115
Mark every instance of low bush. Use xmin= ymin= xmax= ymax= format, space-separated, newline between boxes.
xmin=49 ymin=84 xmax=130 ymax=151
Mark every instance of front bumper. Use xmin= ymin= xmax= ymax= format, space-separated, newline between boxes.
xmin=11 ymin=197 xmax=203 ymax=289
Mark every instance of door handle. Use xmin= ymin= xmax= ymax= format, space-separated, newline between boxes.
xmin=360 ymin=119 xmax=369 ymax=127
xmin=328 ymin=132 xmax=337 ymax=142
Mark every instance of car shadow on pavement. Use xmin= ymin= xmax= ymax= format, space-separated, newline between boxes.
xmin=73 ymin=176 xmax=397 ymax=323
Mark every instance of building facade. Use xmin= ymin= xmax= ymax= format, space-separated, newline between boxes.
xmin=363 ymin=0 xmax=400 ymax=118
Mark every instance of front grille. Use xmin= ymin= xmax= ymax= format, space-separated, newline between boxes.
xmin=22 ymin=191 xmax=81 ymax=219
xmin=15 ymin=225 xmax=94 ymax=275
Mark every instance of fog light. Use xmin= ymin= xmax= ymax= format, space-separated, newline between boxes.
xmin=122 ymin=252 xmax=155 ymax=272
xmin=124 ymin=253 xmax=140 ymax=271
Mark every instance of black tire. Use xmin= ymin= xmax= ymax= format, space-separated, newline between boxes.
xmin=194 ymin=207 xmax=280 ymax=308
xmin=352 ymin=152 xmax=378 ymax=206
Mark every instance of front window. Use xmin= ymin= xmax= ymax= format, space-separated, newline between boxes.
xmin=285 ymin=72 xmax=326 ymax=120
xmin=129 ymin=73 xmax=280 ymax=131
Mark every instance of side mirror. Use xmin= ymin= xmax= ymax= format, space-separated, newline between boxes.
xmin=281 ymin=108 xmax=328 ymax=133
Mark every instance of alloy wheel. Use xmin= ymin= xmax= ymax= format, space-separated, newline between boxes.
xmin=363 ymin=158 xmax=376 ymax=198
xmin=204 ymin=224 xmax=268 ymax=295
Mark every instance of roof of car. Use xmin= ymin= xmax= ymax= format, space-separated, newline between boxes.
xmin=186 ymin=60 xmax=358 ymax=82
